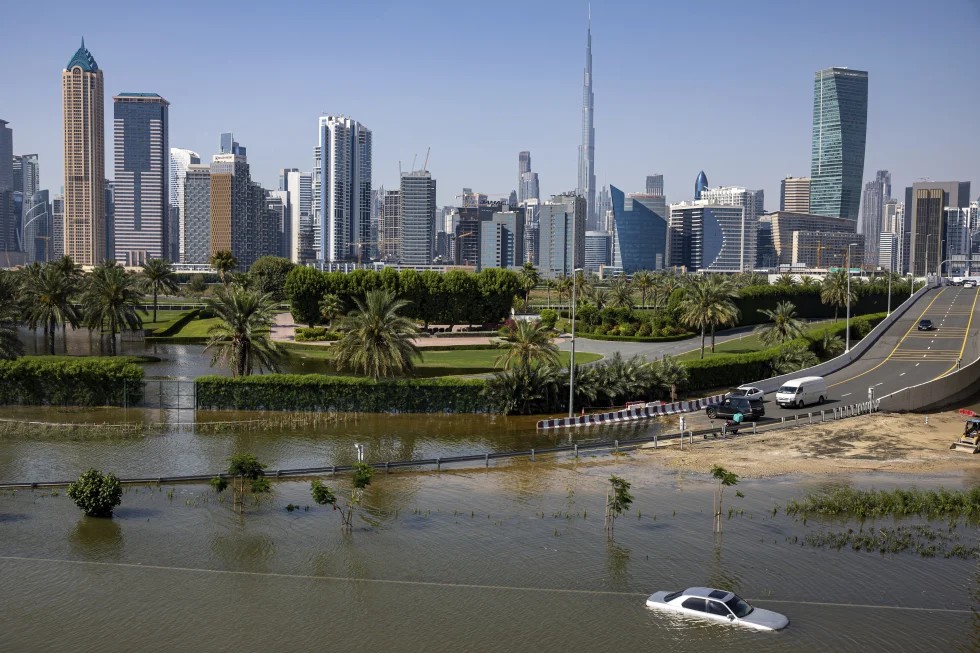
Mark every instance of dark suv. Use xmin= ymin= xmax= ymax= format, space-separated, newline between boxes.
xmin=705 ymin=396 xmax=765 ymax=421
xmin=917 ymin=319 xmax=934 ymax=331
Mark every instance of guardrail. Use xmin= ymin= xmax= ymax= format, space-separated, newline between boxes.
xmin=536 ymin=394 xmax=727 ymax=429
xmin=878 ymin=353 xmax=980 ymax=413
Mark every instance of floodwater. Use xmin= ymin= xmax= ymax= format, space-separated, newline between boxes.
xmin=0 ymin=462 xmax=975 ymax=652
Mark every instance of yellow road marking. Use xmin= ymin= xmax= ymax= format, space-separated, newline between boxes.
xmin=828 ymin=289 xmax=947 ymax=388
xmin=933 ymin=285 xmax=980 ymax=380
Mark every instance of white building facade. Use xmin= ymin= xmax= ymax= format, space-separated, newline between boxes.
xmin=312 ymin=115 xmax=372 ymax=262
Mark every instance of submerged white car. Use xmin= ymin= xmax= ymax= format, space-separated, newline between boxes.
xmin=646 ymin=587 xmax=789 ymax=631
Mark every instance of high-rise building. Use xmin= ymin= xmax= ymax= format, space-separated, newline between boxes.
xmin=209 ymin=149 xmax=251 ymax=268
xmin=764 ymin=211 xmax=856 ymax=265
xmin=810 ymin=67 xmax=868 ymax=220
xmin=379 ymin=189 xmax=401 ymax=262
xmin=519 ymin=172 xmax=539 ymax=203
xmin=594 ymin=186 xmax=611 ymax=231
xmin=883 ymin=199 xmax=900 ymax=234
xmin=584 ymin=230 xmax=612 ymax=273
xmin=170 ymin=148 xmax=201 ymax=263
xmin=695 ymin=171 xmax=709 ymax=200
xmin=312 ymin=115 xmax=372 ymax=262
xmin=282 ymin=169 xmax=312 ymax=263
xmin=859 ymin=170 xmax=891 ymax=270
xmin=23 ymin=190 xmax=52 ymax=264
xmin=790 ymin=231 xmax=864 ymax=269
xmin=112 ymin=93 xmax=169 ymax=266
xmin=697 ymin=186 xmax=764 ymax=231
xmin=51 ymin=196 xmax=64 ymax=259
xmin=104 ymin=180 xmax=115 ymax=262
xmin=519 ymin=150 xmax=531 ymax=176
xmin=610 ymin=185 xmax=667 ymax=273
xmin=62 ymin=39 xmax=105 ymax=265
xmin=780 ymin=177 xmax=811 ymax=213
xmin=577 ymin=16 xmax=596 ymax=230
xmin=538 ymin=194 xmax=586 ymax=279
xmin=0 ymin=120 xmax=14 ymax=254
xmin=479 ymin=210 xmax=524 ymax=270
xmin=13 ymin=154 xmax=40 ymax=199
xmin=0 ymin=121 xmax=12 ymax=193
xmin=906 ymin=181 xmax=971 ymax=276
xmin=182 ymin=164 xmax=211 ymax=264
xmin=878 ymin=232 xmax=898 ymax=271
xmin=400 ymin=170 xmax=436 ymax=266
xmin=645 ymin=174 xmax=664 ymax=196
xmin=667 ymin=201 xmax=755 ymax=272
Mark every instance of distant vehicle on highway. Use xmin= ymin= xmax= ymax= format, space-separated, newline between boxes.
xmin=964 ymin=280 xmax=977 ymax=288
xmin=727 ymin=386 xmax=764 ymax=401
xmin=706 ymin=396 xmax=764 ymax=421
xmin=918 ymin=319 xmax=935 ymax=331
xmin=775 ymin=376 xmax=827 ymax=409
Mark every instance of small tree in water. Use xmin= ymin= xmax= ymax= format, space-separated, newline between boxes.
xmin=211 ymin=453 xmax=270 ymax=514
xmin=310 ymin=462 xmax=374 ymax=532
xmin=67 ymin=469 xmax=123 ymax=518
xmin=711 ymin=465 xmax=740 ymax=534
xmin=604 ymin=475 xmax=634 ymax=539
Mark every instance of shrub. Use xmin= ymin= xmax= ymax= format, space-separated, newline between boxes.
xmin=539 ymin=309 xmax=559 ymax=330
xmin=67 ymin=469 xmax=123 ymax=517
xmin=0 ymin=358 xmax=143 ymax=406
xmin=636 ymin=322 xmax=652 ymax=337
xmin=195 ymin=374 xmax=493 ymax=413
xmin=295 ymin=326 xmax=341 ymax=342
xmin=619 ymin=323 xmax=637 ymax=337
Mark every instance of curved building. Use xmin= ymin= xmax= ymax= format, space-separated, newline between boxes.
xmin=610 ymin=185 xmax=667 ymax=273
xmin=695 ymin=171 xmax=708 ymax=200
xmin=668 ymin=201 xmax=755 ymax=273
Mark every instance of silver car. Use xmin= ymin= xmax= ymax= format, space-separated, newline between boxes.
xmin=646 ymin=587 xmax=789 ymax=631
xmin=728 ymin=385 xmax=764 ymax=402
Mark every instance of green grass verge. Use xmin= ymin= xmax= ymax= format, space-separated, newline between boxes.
xmin=675 ymin=320 xmax=835 ymax=361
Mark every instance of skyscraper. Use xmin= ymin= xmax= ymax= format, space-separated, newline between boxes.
xmin=23 ymin=190 xmax=52 ymax=263
xmin=282 ymin=169 xmax=312 ymax=263
xmin=171 ymin=148 xmax=201 ymax=263
xmin=695 ymin=171 xmax=708 ymax=200
xmin=312 ymin=115 xmax=372 ymax=262
xmin=519 ymin=172 xmax=539 ymax=203
xmin=379 ymin=188 xmax=401 ymax=262
xmin=113 ymin=93 xmax=169 ymax=265
xmin=697 ymin=186 xmax=765 ymax=229
xmin=183 ymin=163 xmax=211 ymax=264
xmin=610 ymin=185 xmax=667 ymax=273
xmin=577 ymin=15 xmax=596 ymax=230
xmin=667 ymin=201 xmax=754 ymax=273
xmin=0 ymin=120 xmax=11 ymax=193
xmin=209 ymin=147 xmax=250 ymax=267
xmin=0 ymin=120 xmax=14 ymax=254
xmin=780 ymin=177 xmax=811 ymax=213
xmin=400 ymin=170 xmax=437 ymax=266
xmin=645 ymin=174 xmax=664 ymax=196
xmin=538 ymin=195 xmax=586 ymax=279
xmin=906 ymin=181 xmax=971 ymax=276
xmin=860 ymin=170 xmax=891 ymax=269
xmin=62 ymin=39 xmax=105 ymax=265
xmin=809 ymin=67 xmax=868 ymax=221
xmin=13 ymin=154 xmax=40 ymax=199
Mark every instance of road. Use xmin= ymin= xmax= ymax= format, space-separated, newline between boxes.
xmin=760 ymin=285 xmax=980 ymax=421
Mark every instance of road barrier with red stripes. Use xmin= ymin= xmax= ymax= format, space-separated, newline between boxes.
xmin=536 ymin=393 xmax=727 ymax=429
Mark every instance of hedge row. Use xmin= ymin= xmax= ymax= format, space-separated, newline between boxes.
xmin=577 ymin=331 xmax=695 ymax=343
xmin=195 ymin=374 xmax=492 ymax=413
xmin=0 ymin=358 xmax=144 ymax=406
xmin=295 ymin=326 xmax=341 ymax=342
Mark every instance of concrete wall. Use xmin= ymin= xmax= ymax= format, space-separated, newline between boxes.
xmin=750 ymin=284 xmax=933 ymax=393
xmin=878 ymin=356 xmax=980 ymax=412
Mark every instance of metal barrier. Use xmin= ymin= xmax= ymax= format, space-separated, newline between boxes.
xmin=537 ymin=393 xmax=727 ymax=429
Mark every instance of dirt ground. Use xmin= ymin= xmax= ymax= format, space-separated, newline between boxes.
xmin=641 ymin=410 xmax=980 ymax=478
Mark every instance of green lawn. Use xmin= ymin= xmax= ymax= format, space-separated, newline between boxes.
xmin=139 ymin=309 xmax=191 ymax=332
xmin=168 ymin=316 xmax=222 ymax=338
xmin=675 ymin=320 xmax=835 ymax=361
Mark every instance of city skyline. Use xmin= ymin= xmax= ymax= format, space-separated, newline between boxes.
xmin=1 ymin=1 xmax=978 ymax=219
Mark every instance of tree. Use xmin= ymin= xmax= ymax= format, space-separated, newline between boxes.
xmin=772 ymin=342 xmax=819 ymax=374
xmin=81 ymin=262 xmax=144 ymax=355
xmin=67 ymin=469 xmax=122 ymax=518
xmin=605 ymin=475 xmax=633 ymax=539
xmin=333 ymin=289 xmax=421 ymax=379
xmin=484 ymin=363 xmax=564 ymax=415
xmin=555 ymin=276 xmax=572 ymax=306
xmin=590 ymin=287 xmax=610 ymax=311
xmin=711 ymin=466 xmax=739 ymax=534
xmin=284 ymin=265 xmax=326 ymax=327
xmin=608 ymin=276 xmax=635 ymax=309
xmin=319 ymin=293 xmax=343 ymax=328
xmin=210 ymin=250 xmax=238 ymax=286
xmin=495 ymin=319 xmax=560 ymax=370
xmin=814 ymin=332 xmax=845 ymax=360
xmin=755 ymin=301 xmax=807 ymax=346
xmin=139 ymin=259 xmax=178 ymax=323
xmin=632 ymin=270 xmax=654 ymax=307
xmin=820 ymin=269 xmax=854 ymax=321
xmin=311 ymin=461 xmax=374 ymax=532
xmin=774 ymin=273 xmax=797 ymax=287
xmin=0 ymin=273 xmax=23 ymax=360
xmin=677 ymin=276 xmax=739 ymax=359
xmin=212 ymin=453 xmax=270 ymax=515
xmin=543 ymin=279 xmax=556 ymax=308
xmin=799 ymin=275 xmax=817 ymax=287
xmin=518 ymin=262 xmax=540 ymax=301
xmin=204 ymin=286 xmax=281 ymax=377
xmin=20 ymin=263 xmax=82 ymax=354
xmin=704 ymin=275 xmax=740 ymax=352
xmin=249 ymin=256 xmax=295 ymax=300
xmin=653 ymin=354 xmax=687 ymax=402
xmin=188 ymin=274 xmax=208 ymax=294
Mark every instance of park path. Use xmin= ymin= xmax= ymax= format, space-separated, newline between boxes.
xmin=270 ymin=313 xmax=496 ymax=348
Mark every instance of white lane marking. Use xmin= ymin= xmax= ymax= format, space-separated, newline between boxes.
xmin=899 ymin=372 xmax=906 ymax=377
xmin=916 ymin=363 xmax=920 ymax=366
xmin=841 ymin=392 xmax=852 ymax=397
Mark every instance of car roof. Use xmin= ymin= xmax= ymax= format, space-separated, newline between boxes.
xmin=682 ymin=587 xmax=734 ymax=600
xmin=780 ymin=376 xmax=823 ymax=385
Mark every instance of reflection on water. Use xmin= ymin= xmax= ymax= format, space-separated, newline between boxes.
xmin=68 ymin=517 xmax=123 ymax=559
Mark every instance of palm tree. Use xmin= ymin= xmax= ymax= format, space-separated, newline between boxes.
xmin=755 ymin=301 xmax=807 ymax=346
xmin=653 ymin=354 xmax=688 ymax=402
xmin=677 ymin=276 xmax=740 ymax=359
xmin=774 ymin=273 xmax=797 ymax=287
xmin=204 ymin=286 xmax=281 ymax=377
xmin=573 ymin=270 xmax=589 ymax=304
xmin=518 ymin=262 xmax=540 ymax=301
xmin=543 ymin=279 xmax=556 ymax=308
xmin=799 ymin=275 xmax=817 ymax=287
xmin=140 ymin=259 xmax=178 ymax=323
xmin=495 ymin=319 xmax=560 ymax=370
xmin=772 ymin=343 xmax=819 ymax=375
xmin=20 ymin=263 xmax=82 ymax=354
xmin=81 ymin=262 xmax=145 ymax=355
xmin=814 ymin=332 xmax=845 ymax=360
xmin=820 ymin=269 xmax=854 ymax=321
xmin=333 ymin=289 xmax=421 ymax=380
xmin=485 ymin=363 xmax=564 ymax=415
xmin=590 ymin=287 xmax=610 ymax=310
xmin=319 ymin=293 xmax=343 ymax=327
xmin=555 ymin=276 xmax=572 ymax=307
xmin=210 ymin=250 xmax=238 ymax=286
xmin=0 ymin=273 xmax=24 ymax=360
xmin=608 ymin=276 xmax=635 ymax=309
xmin=632 ymin=271 xmax=654 ymax=307
xmin=593 ymin=353 xmax=656 ymax=406
xmin=51 ymin=255 xmax=84 ymax=286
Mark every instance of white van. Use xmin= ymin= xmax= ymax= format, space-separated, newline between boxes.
xmin=775 ymin=376 xmax=827 ymax=408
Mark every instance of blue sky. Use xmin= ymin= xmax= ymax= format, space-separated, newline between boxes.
xmin=3 ymin=0 xmax=979 ymax=208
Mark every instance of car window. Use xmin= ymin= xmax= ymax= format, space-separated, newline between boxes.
xmin=777 ymin=385 xmax=795 ymax=394
xmin=707 ymin=600 xmax=731 ymax=616
xmin=663 ymin=591 xmax=683 ymax=602
xmin=724 ymin=595 xmax=754 ymax=618
xmin=681 ymin=597 xmax=707 ymax=612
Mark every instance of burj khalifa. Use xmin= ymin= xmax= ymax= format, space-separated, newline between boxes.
xmin=577 ymin=12 xmax=596 ymax=230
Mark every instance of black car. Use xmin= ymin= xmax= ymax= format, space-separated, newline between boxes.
xmin=918 ymin=319 xmax=934 ymax=331
xmin=705 ymin=396 xmax=765 ymax=421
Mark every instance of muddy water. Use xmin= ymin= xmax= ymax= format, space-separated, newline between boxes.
xmin=0 ymin=462 xmax=975 ymax=652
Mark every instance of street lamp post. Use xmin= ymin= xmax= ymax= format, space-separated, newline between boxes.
xmin=568 ymin=267 xmax=584 ymax=418
xmin=925 ymin=234 xmax=932 ymax=288
xmin=845 ymin=243 xmax=858 ymax=353
xmin=887 ymin=269 xmax=892 ymax=317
